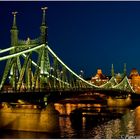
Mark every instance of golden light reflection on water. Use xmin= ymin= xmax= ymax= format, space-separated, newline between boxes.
xmin=54 ymin=103 xmax=102 ymax=115
xmin=1 ymin=102 xmax=140 ymax=138
xmin=107 ymin=96 xmax=132 ymax=107
xmin=54 ymin=101 xmax=140 ymax=138
xmin=134 ymin=106 xmax=140 ymax=135
xmin=82 ymin=116 xmax=86 ymax=129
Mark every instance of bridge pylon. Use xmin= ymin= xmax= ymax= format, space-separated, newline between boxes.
xmin=0 ymin=8 xmax=51 ymax=92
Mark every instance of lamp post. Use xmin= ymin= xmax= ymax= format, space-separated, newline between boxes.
xmin=80 ymin=70 xmax=84 ymax=78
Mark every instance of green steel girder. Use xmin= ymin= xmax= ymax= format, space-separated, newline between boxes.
xmin=0 ymin=58 xmax=14 ymax=90
xmin=12 ymin=57 xmax=18 ymax=90
xmin=40 ymin=46 xmax=50 ymax=87
xmin=17 ymin=52 xmax=31 ymax=91
xmin=69 ymin=73 xmax=74 ymax=88
xmin=26 ymin=59 xmax=32 ymax=90
xmin=32 ymin=48 xmax=43 ymax=89
xmin=61 ymin=66 xmax=67 ymax=88
xmin=17 ymin=56 xmax=21 ymax=73
xmin=53 ymin=57 xmax=58 ymax=88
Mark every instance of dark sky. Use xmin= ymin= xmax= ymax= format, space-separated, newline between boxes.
xmin=0 ymin=1 xmax=140 ymax=78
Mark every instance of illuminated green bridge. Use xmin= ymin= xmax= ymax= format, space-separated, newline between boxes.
xmin=0 ymin=7 xmax=137 ymax=104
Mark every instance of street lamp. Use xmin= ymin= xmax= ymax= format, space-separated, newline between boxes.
xmin=80 ymin=70 xmax=84 ymax=78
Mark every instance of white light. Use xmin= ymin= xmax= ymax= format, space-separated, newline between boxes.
xmin=0 ymin=44 xmax=45 ymax=61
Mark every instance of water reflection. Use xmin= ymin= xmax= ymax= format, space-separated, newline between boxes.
xmin=0 ymin=102 xmax=140 ymax=138
xmin=0 ymin=130 xmax=60 ymax=139
xmin=134 ymin=106 xmax=140 ymax=136
xmin=107 ymin=96 xmax=132 ymax=107
xmin=54 ymin=102 xmax=140 ymax=139
xmin=54 ymin=103 xmax=102 ymax=116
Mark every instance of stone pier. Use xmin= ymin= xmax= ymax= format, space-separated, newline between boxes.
xmin=0 ymin=103 xmax=60 ymax=132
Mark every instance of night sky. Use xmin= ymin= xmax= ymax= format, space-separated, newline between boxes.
xmin=1 ymin=1 xmax=140 ymax=78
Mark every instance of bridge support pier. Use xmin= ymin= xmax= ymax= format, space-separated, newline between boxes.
xmin=0 ymin=103 xmax=60 ymax=132
xmin=40 ymin=103 xmax=60 ymax=132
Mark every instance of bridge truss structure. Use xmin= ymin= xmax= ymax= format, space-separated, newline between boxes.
xmin=0 ymin=8 xmax=136 ymax=95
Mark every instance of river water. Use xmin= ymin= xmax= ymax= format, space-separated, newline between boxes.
xmin=0 ymin=97 xmax=140 ymax=139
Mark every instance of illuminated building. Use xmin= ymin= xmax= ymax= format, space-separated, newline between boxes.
xmin=90 ymin=69 xmax=108 ymax=86
xmin=129 ymin=68 xmax=140 ymax=93
xmin=129 ymin=68 xmax=139 ymax=78
xmin=89 ymin=64 xmax=127 ymax=86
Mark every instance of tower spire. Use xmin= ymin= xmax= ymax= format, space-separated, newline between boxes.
xmin=123 ymin=63 xmax=127 ymax=77
xmin=40 ymin=7 xmax=48 ymax=44
xmin=111 ymin=64 xmax=114 ymax=77
xmin=12 ymin=11 xmax=18 ymax=29
xmin=41 ymin=7 xmax=47 ymax=26
xmin=11 ymin=11 xmax=18 ymax=46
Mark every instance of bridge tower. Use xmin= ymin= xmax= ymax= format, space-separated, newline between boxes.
xmin=0 ymin=7 xmax=52 ymax=91
xmin=111 ymin=64 xmax=115 ymax=77
xmin=40 ymin=7 xmax=47 ymax=44
xmin=39 ymin=7 xmax=51 ymax=89
xmin=11 ymin=12 xmax=18 ymax=46
xmin=10 ymin=12 xmax=19 ymax=90
xmin=0 ymin=12 xmax=20 ymax=91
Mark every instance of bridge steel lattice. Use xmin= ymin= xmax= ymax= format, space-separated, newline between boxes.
xmin=0 ymin=8 xmax=136 ymax=97
xmin=0 ymin=8 xmax=98 ymax=94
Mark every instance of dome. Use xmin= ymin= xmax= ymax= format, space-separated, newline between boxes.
xmin=129 ymin=68 xmax=139 ymax=78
